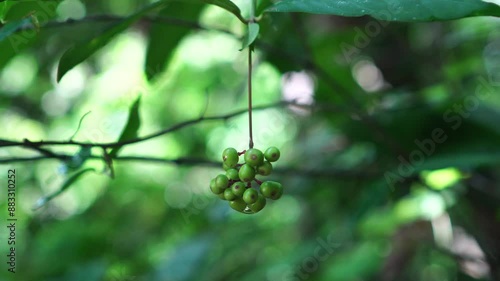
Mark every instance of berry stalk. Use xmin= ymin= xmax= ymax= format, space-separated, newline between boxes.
xmin=248 ymin=48 xmax=254 ymax=149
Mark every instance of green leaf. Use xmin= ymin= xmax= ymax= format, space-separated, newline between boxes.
xmin=2 ymin=0 xmax=61 ymax=23
xmin=200 ymin=0 xmax=246 ymax=23
xmin=0 ymin=17 xmax=31 ymax=42
xmin=0 ymin=1 xmax=15 ymax=22
xmin=265 ymin=0 xmax=500 ymax=21
xmin=65 ymin=146 xmax=92 ymax=170
xmin=240 ymin=22 xmax=259 ymax=50
xmin=57 ymin=1 xmax=166 ymax=82
xmin=109 ymin=96 xmax=142 ymax=158
xmin=145 ymin=3 xmax=204 ymax=81
xmin=33 ymin=168 xmax=95 ymax=210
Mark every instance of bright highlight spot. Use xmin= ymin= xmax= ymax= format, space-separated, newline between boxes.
xmin=352 ymin=59 xmax=385 ymax=92
xmin=422 ymin=168 xmax=461 ymax=190
xmin=57 ymin=0 xmax=86 ymax=21
xmin=0 ymin=54 xmax=38 ymax=94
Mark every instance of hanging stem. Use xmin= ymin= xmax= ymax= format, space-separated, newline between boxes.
xmin=248 ymin=0 xmax=256 ymax=149
xmin=248 ymin=48 xmax=254 ymax=149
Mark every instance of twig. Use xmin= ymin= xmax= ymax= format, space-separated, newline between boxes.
xmin=0 ymin=154 xmax=380 ymax=180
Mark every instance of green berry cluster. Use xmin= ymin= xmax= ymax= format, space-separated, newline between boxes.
xmin=209 ymin=147 xmax=283 ymax=214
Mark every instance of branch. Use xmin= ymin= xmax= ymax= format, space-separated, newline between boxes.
xmin=0 ymin=100 xmax=345 ymax=151
xmin=0 ymin=154 xmax=379 ymax=180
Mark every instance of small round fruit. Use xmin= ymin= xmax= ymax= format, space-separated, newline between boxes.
xmin=257 ymin=161 xmax=273 ymax=176
xmin=249 ymin=194 xmax=266 ymax=213
xmin=229 ymin=199 xmax=247 ymax=212
xmin=215 ymin=174 xmax=229 ymax=189
xmin=222 ymin=163 xmax=231 ymax=171
xmin=243 ymin=188 xmax=258 ymax=204
xmin=264 ymin=147 xmax=280 ymax=162
xmin=222 ymin=147 xmax=239 ymax=168
xmin=239 ymin=164 xmax=256 ymax=182
xmin=244 ymin=148 xmax=264 ymax=167
xmin=260 ymin=181 xmax=283 ymax=200
xmin=218 ymin=192 xmax=226 ymax=200
xmin=231 ymin=182 xmax=246 ymax=197
xmin=224 ymin=188 xmax=236 ymax=201
xmin=210 ymin=178 xmax=223 ymax=194
xmin=226 ymin=168 xmax=239 ymax=181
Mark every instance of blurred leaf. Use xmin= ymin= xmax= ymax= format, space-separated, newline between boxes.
xmin=256 ymin=0 xmax=273 ymax=15
xmin=33 ymin=168 xmax=95 ymax=210
xmin=265 ymin=0 xmax=500 ymax=21
xmin=65 ymin=146 xmax=92 ymax=170
xmin=240 ymin=22 xmax=259 ymax=50
xmin=200 ymin=0 xmax=246 ymax=23
xmin=57 ymin=1 xmax=166 ymax=82
xmin=0 ymin=17 xmax=31 ymax=42
xmin=109 ymin=96 xmax=142 ymax=158
xmin=102 ymin=148 xmax=115 ymax=179
xmin=145 ymin=3 xmax=204 ymax=81
xmin=2 ymin=0 xmax=61 ymax=23
xmin=0 ymin=1 xmax=15 ymax=22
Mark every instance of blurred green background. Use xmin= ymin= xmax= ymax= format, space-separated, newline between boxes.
xmin=0 ymin=0 xmax=500 ymax=281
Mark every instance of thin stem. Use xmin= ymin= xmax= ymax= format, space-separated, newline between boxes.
xmin=248 ymin=48 xmax=254 ymax=149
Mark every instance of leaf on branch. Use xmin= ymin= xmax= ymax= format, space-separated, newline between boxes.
xmin=109 ymin=96 xmax=142 ymax=158
xmin=265 ymin=0 xmax=500 ymax=21
xmin=56 ymin=1 xmax=166 ymax=82
xmin=240 ymin=22 xmax=259 ymax=50
xmin=199 ymin=0 xmax=246 ymax=23
xmin=32 ymin=168 xmax=95 ymax=210
xmin=102 ymin=148 xmax=115 ymax=179
xmin=145 ymin=3 xmax=204 ymax=81
xmin=64 ymin=146 xmax=92 ymax=171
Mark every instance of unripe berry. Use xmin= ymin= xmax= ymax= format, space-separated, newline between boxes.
xmin=218 ymin=192 xmax=226 ymax=200
xmin=257 ymin=161 xmax=273 ymax=176
xmin=260 ymin=181 xmax=283 ymax=200
xmin=222 ymin=147 xmax=239 ymax=168
xmin=210 ymin=178 xmax=223 ymax=194
xmin=238 ymin=164 xmax=256 ymax=182
xmin=244 ymin=148 xmax=264 ymax=167
xmin=215 ymin=174 xmax=229 ymax=189
xmin=249 ymin=194 xmax=266 ymax=213
xmin=226 ymin=168 xmax=239 ymax=181
xmin=243 ymin=188 xmax=258 ymax=204
xmin=229 ymin=199 xmax=247 ymax=212
xmin=264 ymin=147 xmax=280 ymax=162
xmin=224 ymin=188 xmax=236 ymax=201
xmin=231 ymin=182 xmax=246 ymax=197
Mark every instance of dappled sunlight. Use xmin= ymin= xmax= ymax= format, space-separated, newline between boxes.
xmin=0 ymin=53 xmax=37 ymax=94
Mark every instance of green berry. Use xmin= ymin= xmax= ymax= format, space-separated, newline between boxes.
xmin=222 ymin=147 xmax=239 ymax=168
xmin=218 ymin=192 xmax=226 ymax=200
xmin=264 ymin=147 xmax=281 ymax=162
xmin=210 ymin=178 xmax=223 ymax=194
xmin=229 ymin=199 xmax=247 ymax=212
xmin=257 ymin=161 xmax=273 ymax=176
xmin=215 ymin=174 xmax=229 ymax=189
xmin=260 ymin=181 xmax=283 ymax=200
xmin=226 ymin=168 xmax=239 ymax=181
xmin=243 ymin=188 xmax=258 ymax=204
xmin=222 ymin=163 xmax=231 ymax=171
xmin=249 ymin=194 xmax=266 ymax=213
xmin=239 ymin=164 xmax=256 ymax=182
xmin=231 ymin=182 xmax=246 ymax=197
xmin=244 ymin=148 xmax=264 ymax=167
xmin=224 ymin=188 xmax=236 ymax=201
